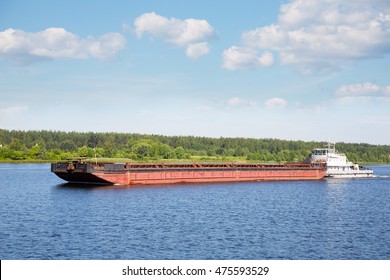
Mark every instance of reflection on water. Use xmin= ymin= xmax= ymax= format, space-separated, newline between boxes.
xmin=56 ymin=183 xmax=114 ymax=189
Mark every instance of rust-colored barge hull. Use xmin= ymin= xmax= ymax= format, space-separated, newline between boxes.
xmin=52 ymin=161 xmax=326 ymax=186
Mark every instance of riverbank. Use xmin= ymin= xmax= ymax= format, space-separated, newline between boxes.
xmin=2 ymin=129 xmax=390 ymax=164
xmin=0 ymin=157 xmax=385 ymax=165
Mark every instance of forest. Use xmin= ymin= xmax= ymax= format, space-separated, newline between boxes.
xmin=0 ymin=129 xmax=389 ymax=163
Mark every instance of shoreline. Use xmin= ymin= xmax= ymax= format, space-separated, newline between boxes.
xmin=0 ymin=159 xmax=387 ymax=165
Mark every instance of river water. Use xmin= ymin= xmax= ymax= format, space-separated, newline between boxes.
xmin=0 ymin=164 xmax=389 ymax=260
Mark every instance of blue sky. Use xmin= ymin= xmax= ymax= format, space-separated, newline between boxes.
xmin=1 ymin=0 xmax=389 ymax=145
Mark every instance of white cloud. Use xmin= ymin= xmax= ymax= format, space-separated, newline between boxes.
xmin=134 ymin=12 xmax=216 ymax=58
xmin=222 ymin=46 xmax=274 ymax=70
xmin=334 ymin=82 xmax=390 ymax=103
xmin=226 ymin=97 xmax=255 ymax=107
xmin=0 ymin=105 xmax=29 ymax=116
xmin=186 ymin=42 xmax=210 ymax=59
xmin=225 ymin=0 xmax=390 ymax=72
xmin=265 ymin=97 xmax=287 ymax=109
xmin=0 ymin=28 xmax=126 ymax=64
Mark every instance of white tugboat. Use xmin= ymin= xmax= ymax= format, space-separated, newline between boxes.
xmin=309 ymin=143 xmax=373 ymax=178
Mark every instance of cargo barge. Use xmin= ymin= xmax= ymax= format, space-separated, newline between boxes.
xmin=51 ymin=160 xmax=327 ymax=185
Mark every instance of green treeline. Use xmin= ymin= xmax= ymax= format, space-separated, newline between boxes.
xmin=0 ymin=129 xmax=389 ymax=163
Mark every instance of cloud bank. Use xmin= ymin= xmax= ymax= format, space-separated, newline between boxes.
xmin=223 ymin=0 xmax=390 ymax=73
xmin=335 ymin=82 xmax=390 ymax=103
xmin=134 ymin=12 xmax=216 ymax=58
xmin=0 ymin=28 xmax=126 ymax=64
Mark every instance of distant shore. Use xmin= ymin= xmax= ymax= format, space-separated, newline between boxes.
xmin=1 ymin=129 xmax=389 ymax=164
xmin=0 ymin=158 xmax=385 ymax=165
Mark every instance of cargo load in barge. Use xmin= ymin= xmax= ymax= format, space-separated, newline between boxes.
xmin=51 ymin=160 xmax=327 ymax=185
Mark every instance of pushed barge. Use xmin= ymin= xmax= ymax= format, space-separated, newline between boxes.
xmin=51 ymin=160 xmax=327 ymax=185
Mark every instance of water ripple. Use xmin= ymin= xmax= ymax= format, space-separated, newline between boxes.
xmin=0 ymin=163 xmax=389 ymax=259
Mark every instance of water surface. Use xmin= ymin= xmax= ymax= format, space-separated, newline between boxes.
xmin=0 ymin=164 xmax=389 ymax=259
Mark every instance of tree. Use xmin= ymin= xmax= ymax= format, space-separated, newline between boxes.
xmin=60 ymin=140 xmax=77 ymax=152
xmin=103 ymin=140 xmax=115 ymax=158
xmin=77 ymin=146 xmax=94 ymax=158
xmin=28 ymin=144 xmax=47 ymax=159
xmin=174 ymin=147 xmax=186 ymax=159
xmin=131 ymin=141 xmax=153 ymax=160
xmin=87 ymin=133 xmax=99 ymax=147
xmin=9 ymin=138 xmax=22 ymax=151
xmin=0 ymin=146 xmax=11 ymax=159
xmin=1 ymin=129 xmax=390 ymax=163
xmin=158 ymin=144 xmax=173 ymax=159
xmin=207 ymin=148 xmax=216 ymax=156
